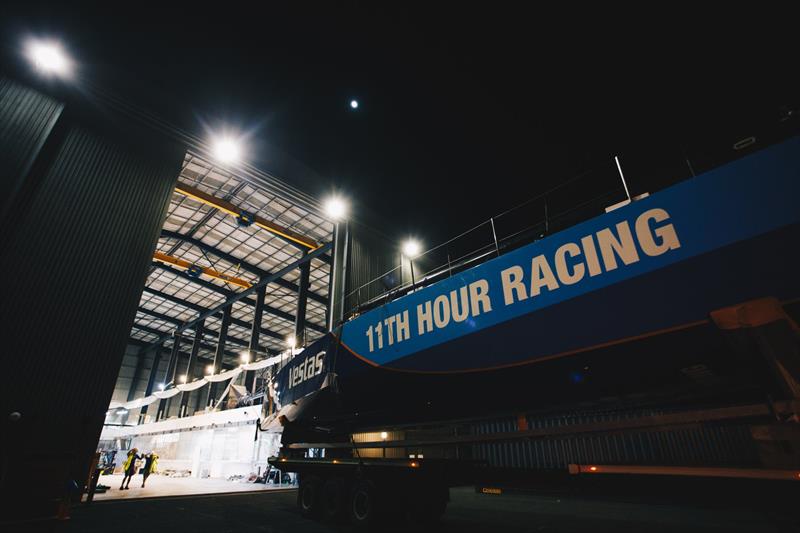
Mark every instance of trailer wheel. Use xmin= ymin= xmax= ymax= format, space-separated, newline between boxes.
xmin=349 ymin=479 xmax=379 ymax=528
xmin=297 ymin=474 xmax=323 ymax=519
xmin=322 ymin=477 xmax=348 ymax=522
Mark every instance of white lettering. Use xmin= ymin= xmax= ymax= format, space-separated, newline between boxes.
xmin=417 ymin=301 xmax=434 ymax=335
xmin=383 ymin=315 xmax=396 ymax=345
xmin=433 ymin=294 xmax=451 ymax=328
xmin=554 ymin=242 xmax=585 ymax=285
xmin=288 ymin=352 xmax=325 ymax=389
xmin=596 ymin=221 xmax=640 ymax=271
xmin=469 ymin=279 xmax=493 ymax=315
xmin=530 ymin=255 xmax=559 ymax=296
xmin=396 ymin=310 xmax=410 ymax=342
xmin=635 ymin=208 xmax=681 ymax=256
xmin=357 ymin=208 xmax=681 ymax=351
xmin=500 ymin=265 xmax=528 ymax=305
xmin=375 ymin=321 xmax=383 ymax=349
xmin=580 ymin=235 xmax=602 ymax=277
xmin=450 ymin=287 xmax=470 ymax=322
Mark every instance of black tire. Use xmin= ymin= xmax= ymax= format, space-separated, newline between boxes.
xmin=349 ymin=479 xmax=379 ymax=529
xmin=322 ymin=477 xmax=348 ymax=523
xmin=297 ymin=474 xmax=323 ymax=519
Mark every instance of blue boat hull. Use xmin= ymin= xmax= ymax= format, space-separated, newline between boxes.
xmin=338 ymin=137 xmax=800 ymax=373
xmin=273 ymin=138 xmax=800 ymax=425
xmin=358 ymin=222 xmax=800 ymax=373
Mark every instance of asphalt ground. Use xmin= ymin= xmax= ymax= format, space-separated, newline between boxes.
xmin=60 ymin=484 xmax=799 ymax=533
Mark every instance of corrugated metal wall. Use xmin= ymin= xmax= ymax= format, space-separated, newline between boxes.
xmin=344 ymin=221 xmax=401 ymax=316
xmin=0 ymin=78 xmax=63 ymax=222
xmin=470 ymin=408 xmax=760 ymax=469
xmin=0 ymin=77 xmax=184 ymax=522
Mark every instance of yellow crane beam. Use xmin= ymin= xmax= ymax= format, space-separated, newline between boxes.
xmin=174 ymin=183 xmax=319 ymax=250
xmin=153 ymin=251 xmax=252 ymax=289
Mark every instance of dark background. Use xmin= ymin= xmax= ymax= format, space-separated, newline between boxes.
xmin=2 ymin=3 xmax=797 ymax=245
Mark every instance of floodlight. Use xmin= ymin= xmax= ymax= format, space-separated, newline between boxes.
xmin=25 ymin=39 xmax=73 ymax=78
xmin=402 ymin=240 xmax=421 ymax=258
xmin=212 ymin=136 xmax=242 ymax=164
xmin=324 ymin=196 xmax=348 ymax=220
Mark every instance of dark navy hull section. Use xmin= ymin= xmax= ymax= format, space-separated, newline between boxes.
xmin=328 ymin=316 xmax=783 ymax=426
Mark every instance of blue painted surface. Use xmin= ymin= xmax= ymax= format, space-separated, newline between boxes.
xmin=340 ymin=137 xmax=800 ymax=371
xmin=275 ymin=336 xmax=331 ymax=407
xmin=386 ymin=222 xmax=799 ymax=371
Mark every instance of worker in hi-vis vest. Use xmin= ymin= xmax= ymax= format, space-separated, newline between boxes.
xmin=141 ymin=452 xmax=158 ymax=488
xmin=119 ymin=448 xmax=140 ymax=490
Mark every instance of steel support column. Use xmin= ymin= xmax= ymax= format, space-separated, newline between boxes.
xmin=124 ymin=347 xmax=147 ymax=426
xmin=207 ymin=306 xmax=231 ymax=407
xmin=159 ymin=335 xmax=182 ymax=420
xmin=138 ymin=345 xmax=163 ymax=424
xmin=126 ymin=351 xmax=147 ymax=402
xmin=328 ymin=221 xmax=349 ymax=330
xmin=244 ymin=285 xmax=266 ymax=393
xmin=295 ymin=250 xmax=311 ymax=346
xmin=179 ymin=320 xmax=204 ymax=417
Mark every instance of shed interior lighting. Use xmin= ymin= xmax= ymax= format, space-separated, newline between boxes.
xmin=212 ymin=136 xmax=242 ymax=164
xmin=25 ymin=39 xmax=72 ymax=78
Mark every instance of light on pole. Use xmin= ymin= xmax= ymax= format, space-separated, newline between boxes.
xmin=402 ymin=240 xmax=421 ymax=288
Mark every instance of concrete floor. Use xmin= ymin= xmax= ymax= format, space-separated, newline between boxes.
xmin=66 ymin=485 xmax=798 ymax=532
xmin=90 ymin=474 xmax=292 ymax=501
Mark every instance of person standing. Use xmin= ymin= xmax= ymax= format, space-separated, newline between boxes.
xmin=141 ymin=452 xmax=158 ymax=488
xmin=119 ymin=448 xmax=139 ymax=490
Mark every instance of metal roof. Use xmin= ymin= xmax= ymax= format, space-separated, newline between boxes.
xmin=129 ymin=151 xmax=334 ymax=367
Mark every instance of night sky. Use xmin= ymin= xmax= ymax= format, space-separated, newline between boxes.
xmin=2 ymin=4 xmax=797 ymax=246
